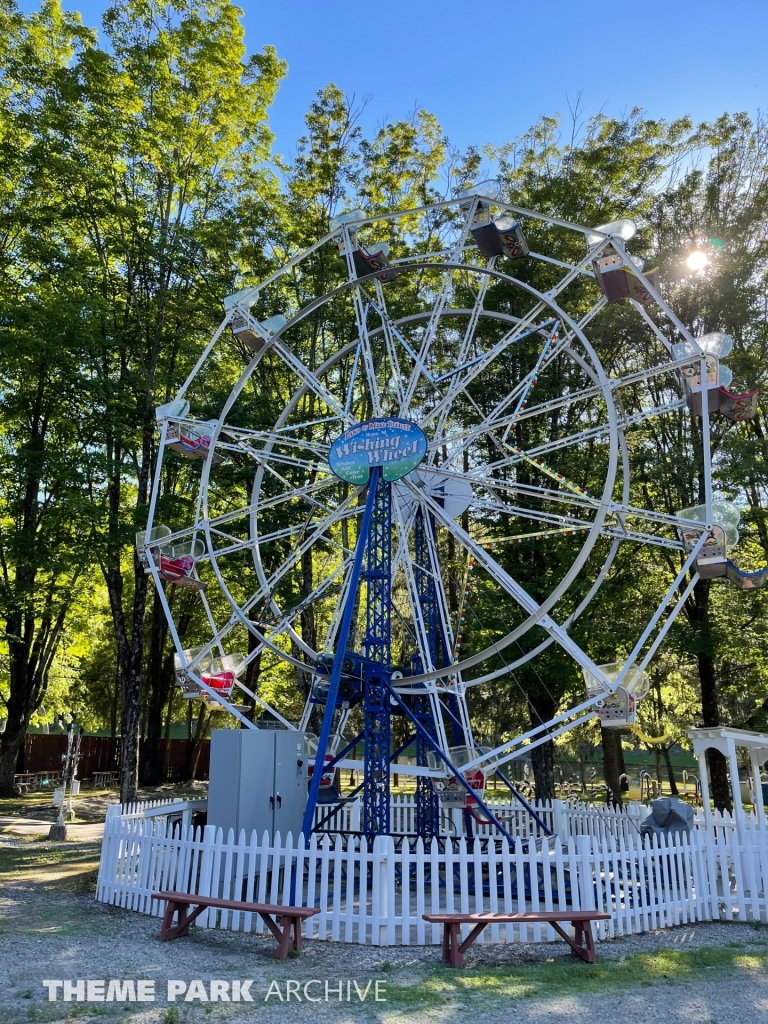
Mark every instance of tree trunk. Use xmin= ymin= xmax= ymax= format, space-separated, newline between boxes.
xmin=688 ymin=578 xmax=732 ymax=812
xmin=109 ymin=661 xmax=119 ymax=768
xmin=104 ymin=408 xmax=154 ymax=805
xmin=531 ymin=740 xmax=555 ymax=802
xmin=142 ymin=589 xmax=169 ymax=785
xmin=528 ymin=691 xmax=556 ymax=802
xmin=661 ymin=745 xmax=679 ymax=795
xmin=162 ymin=683 xmax=175 ymax=780
xmin=0 ymin=607 xmax=64 ymax=796
xmin=185 ymin=704 xmax=209 ymax=781
xmin=0 ymin=703 xmax=28 ymax=797
xmin=601 ymin=726 xmax=623 ymax=807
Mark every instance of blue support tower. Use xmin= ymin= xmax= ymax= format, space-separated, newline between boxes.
xmin=413 ymin=508 xmax=441 ymax=839
xmin=361 ymin=469 xmax=392 ymax=839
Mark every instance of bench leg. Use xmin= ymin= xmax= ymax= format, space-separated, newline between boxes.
xmin=449 ymin=924 xmax=462 ymax=968
xmin=159 ymin=900 xmax=178 ymax=941
xmin=261 ymin=914 xmax=293 ymax=961
xmin=457 ymin=921 xmax=489 ymax=966
xmin=292 ymin=916 xmax=302 ymax=953
xmin=577 ymin=921 xmax=597 ymax=964
xmin=444 ymin=922 xmax=487 ymax=968
xmin=160 ymin=901 xmax=191 ymax=940
xmin=550 ymin=920 xmax=597 ymax=964
xmin=274 ymin=916 xmax=293 ymax=961
xmin=158 ymin=901 xmax=206 ymax=941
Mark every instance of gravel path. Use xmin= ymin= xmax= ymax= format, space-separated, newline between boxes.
xmin=2 ymin=828 xmax=768 ymax=1023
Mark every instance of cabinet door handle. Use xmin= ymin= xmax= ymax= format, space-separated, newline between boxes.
xmin=276 ymin=794 xmax=282 ymax=809
xmin=269 ymin=796 xmax=275 ymax=809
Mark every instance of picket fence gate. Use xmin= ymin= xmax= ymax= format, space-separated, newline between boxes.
xmin=96 ymin=801 xmax=768 ymax=946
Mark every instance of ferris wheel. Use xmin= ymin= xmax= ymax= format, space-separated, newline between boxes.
xmin=137 ymin=184 xmax=732 ymax=838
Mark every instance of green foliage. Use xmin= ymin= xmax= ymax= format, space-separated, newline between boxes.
xmin=1 ymin=0 xmax=768 ymax=797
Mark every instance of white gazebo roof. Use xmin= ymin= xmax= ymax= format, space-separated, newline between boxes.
xmin=688 ymin=727 xmax=768 ymax=759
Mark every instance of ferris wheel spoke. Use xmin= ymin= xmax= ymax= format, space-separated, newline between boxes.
xmin=428 ymin=264 xmax=498 ymax=452
xmin=391 ymin=492 xmax=437 ymax=672
xmin=255 ymin=556 xmax=352 ymax=645
xmin=390 ymin=493 xmax=419 ymax=580
xmin=270 ymin=339 xmax=349 ymax=421
xmin=422 ymin=318 xmax=543 ymax=428
xmin=423 ymin=508 xmax=456 ymax=656
xmin=232 ymin=442 xmax=329 ymax=475
xmin=400 ymin=265 xmax=458 ymax=414
xmin=428 ymin=297 xmax=607 ymax=461
xmin=403 ymin=481 xmax=614 ymax=685
xmin=208 ymin=508 xmax=357 ymax=561
xmin=220 ymin=425 xmax=332 ymax=456
xmin=469 ymin=494 xmax=594 ymax=528
xmin=371 ymin=280 xmax=406 ymax=410
xmin=505 ymin=355 xmax=687 ymax=431
xmin=430 ymin=333 xmax=572 ymax=468
xmin=240 ymin=485 xmax=365 ymax=613
xmin=354 ymin=299 xmax=383 ymax=418
xmin=211 ymin=477 xmax=339 ymax=531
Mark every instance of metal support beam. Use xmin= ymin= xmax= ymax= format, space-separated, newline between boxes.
xmin=413 ymin=507 xmax=441 ymax=839
xmin=383 ymin=678 xmax=517 ymax=848
xmin=362 ymin=469 xmax=392 ymax=839
xmin=301 ymin=467 xmax=381 ymax=841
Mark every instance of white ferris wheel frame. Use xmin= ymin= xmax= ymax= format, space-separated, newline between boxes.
xmin=142 ymin=191 xmax=716 ymax=778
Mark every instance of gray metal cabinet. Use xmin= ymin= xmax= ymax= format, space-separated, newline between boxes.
xmin=208 ymin=728 xmax=307 ymax=841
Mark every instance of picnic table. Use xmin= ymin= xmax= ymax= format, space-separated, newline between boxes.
xmin=33 ymin=770 xmax=61 ymax=788
xmin=92 ymin=771 xmax=119 ymax=788
xmin=13 ymin=773 xmax=36 ymax=794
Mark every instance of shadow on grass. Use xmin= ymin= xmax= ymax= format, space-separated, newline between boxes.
xmin=383 ymin=945 xmax=768 ymax=1009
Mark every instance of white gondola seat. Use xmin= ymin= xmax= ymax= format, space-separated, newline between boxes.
xmin=351 ymin=245 xmax=398 ymax=283
xmin=135 ymin=525 xmax=172 ymax=570
xmin=156 ymin=399 xmax=224 ymax=463
xmin=174 ymin=647 xmax=205 ymax=698
xmin=174 ymin=651 xmax=244 ymax=702
xmin=592 ymin=250 xmax=659 ymax=304
xmin=230 ymin=313 xmax=287 ymax=353
xmin=471 ymin=217 xmax=529 ymax=260
xmin=428 ymin=745 xmax=489 ymax=807
xmin=135 ymin=528 xmax=207 ymax=591
xmin=583 ymin=663 xmax=650 ymax=728
xmin=678 ymin=503 xmax=740 ymax=580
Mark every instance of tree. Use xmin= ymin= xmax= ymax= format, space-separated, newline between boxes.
xmin=0 ymin=0 xmax=98 ymax=795
xmin=27 ymin=0 xmax=286 ymax=801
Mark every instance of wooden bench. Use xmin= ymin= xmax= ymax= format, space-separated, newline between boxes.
xmin=422 ymin=910 xmax=612 ymax=967
xmin=152 ymin=891 xmax=319 ymax=961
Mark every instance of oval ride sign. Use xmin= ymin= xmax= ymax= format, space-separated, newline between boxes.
xmin=329 ymin=418 xmax=428 ymax=484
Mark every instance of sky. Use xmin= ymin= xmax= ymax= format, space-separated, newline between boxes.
xmin=21 ymin=0 xmax=768 ymax=159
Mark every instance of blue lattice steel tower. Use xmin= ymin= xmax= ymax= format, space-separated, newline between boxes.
xmin=361 ymin=469 xmax=392 ymax=839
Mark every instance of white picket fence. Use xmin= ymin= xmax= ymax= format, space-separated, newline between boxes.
xmin=315 ymin=793 xmax=650 ymax=841
xmin=96 ymin=803 xmax=768 ymax=946
xmin=112 ymin=794 xmax=753 ymax=843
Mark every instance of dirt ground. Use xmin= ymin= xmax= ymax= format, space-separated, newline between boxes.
xmin=2 ymin=788 xmax=768 ymax=1023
